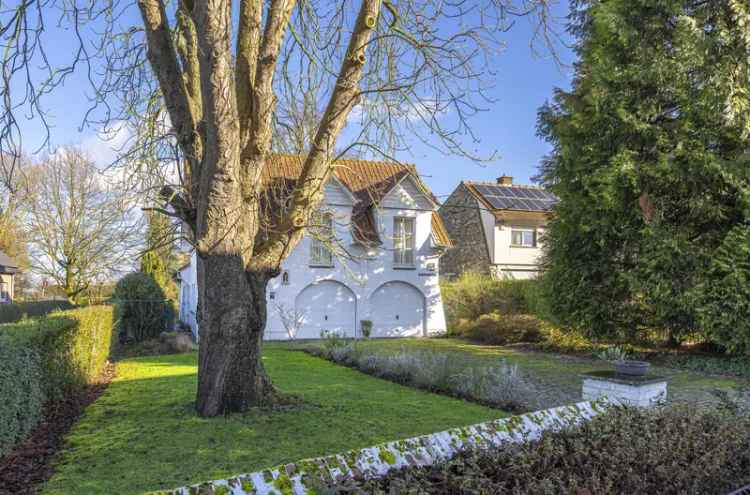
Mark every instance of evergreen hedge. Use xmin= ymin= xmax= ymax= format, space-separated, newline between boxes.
xmin=0 ymin=299 xmax=75 ymax=324
xmin=0 ymin=305 xmax=113 ymax=459
xmin=114 ymin=272 xmax=174 ymax=343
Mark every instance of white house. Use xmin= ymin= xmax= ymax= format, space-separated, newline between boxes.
xmin=178 ymin=154 xmax=453 ymax=340
xmin=0 ymin=250 xmax=18 ymax=304
xmin=438 ymin=176 xmax=558 ymax=279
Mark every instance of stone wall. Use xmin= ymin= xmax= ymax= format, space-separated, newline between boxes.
xmin=438 ymin=183 xmax=491 ymax=277
xmin=163 ymin=400 xmax=611 ymax=495
xmin=582 ymin=375 xmax=667 ymax=408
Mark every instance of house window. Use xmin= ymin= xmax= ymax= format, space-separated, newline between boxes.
xmin=0 ymin=281 xmax=8 ymax=302
xmin=282 ymin=270 xmax=290 ymax=285
xmin=310 ymin=212 xmax=334 ymax=267
xmin=511 ymin=229 xmax=536 ymax=247
xmin=393 ymin=216 xmax=415 ymax=267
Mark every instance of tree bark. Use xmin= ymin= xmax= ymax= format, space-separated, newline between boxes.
xmin=195 ymin=251 xmax=277 ymax=416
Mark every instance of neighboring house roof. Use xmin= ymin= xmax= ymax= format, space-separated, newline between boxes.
xmin=463 ymin=181 xmax=558 ymax=215
xmin=263 ymin=154 xmax=449 ymax=247
xmin=0 ymin=250 xmax=18 ymax=274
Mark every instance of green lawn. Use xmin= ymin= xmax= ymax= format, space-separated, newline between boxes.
xmin=343 ymin=338 xmax=746 ymax=407
xmin=43 ymin=345 xmax=507 ymax=495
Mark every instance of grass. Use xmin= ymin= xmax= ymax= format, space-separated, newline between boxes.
xmin=42 ymin=344 xmax=507 ymax=495
xmin=337 ymin=338 xmax=747 ymax=407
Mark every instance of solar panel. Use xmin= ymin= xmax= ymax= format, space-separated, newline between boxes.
xmin=472 ymin=183 xmax=558 ymax=212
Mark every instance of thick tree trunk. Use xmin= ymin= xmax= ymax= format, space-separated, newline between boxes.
xmin=195 ymin=251 xmax=277 ymax=417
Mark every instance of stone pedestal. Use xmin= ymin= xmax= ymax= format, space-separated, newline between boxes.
xmin=581 ymin=371 xmax=668 ymax=408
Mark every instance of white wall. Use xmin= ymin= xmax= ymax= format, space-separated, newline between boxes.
xmin=179 ymin=175 xmax=448 ymax=341
xmin=491 ymin=216 xmax=547 ymax=280
xmin=178 ymin=262 xmax=198 ymax=337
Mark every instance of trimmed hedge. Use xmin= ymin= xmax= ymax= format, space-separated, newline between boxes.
xmin=329 ymin=406 xmax=750 ymax=494
xmin=454 ymin=312 xmax=544 ymax=345
xmin=0 ymin=300 xmax=74 ymax=324
xmin=441 ymin=273 xmax=548 ymax=329
xmin=0 ymin=305 xmax=113 ymax=459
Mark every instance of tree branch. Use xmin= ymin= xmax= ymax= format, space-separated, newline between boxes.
xmin=138 ymin=0 xmax=202 ymax=177
xmin=253 ymin=0 xmax=382 ymax=268
xmin=236 ymin=0 xmax=263 ymax=142
xmin=242 ymin=0 xmax=297 ymax=171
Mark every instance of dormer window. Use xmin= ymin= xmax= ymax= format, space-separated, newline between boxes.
xmin=310 ymin=212 xmax=334 ymax=267
xmin=393 ymin=216 xmax=415 ymax=267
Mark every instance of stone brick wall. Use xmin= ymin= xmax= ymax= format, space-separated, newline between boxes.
xmin=438 ymin=183 xmax=491 ymax=278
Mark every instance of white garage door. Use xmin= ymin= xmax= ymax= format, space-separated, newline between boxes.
xmin=295 ymin=281 xmax=356 ymax=339
xmin=369 ymin=282 xmax=425 ymax=337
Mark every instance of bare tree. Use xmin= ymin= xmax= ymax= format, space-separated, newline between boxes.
xmin=26 ymin=147 xmax=142 ymax=303
xmin=274 ymin=302 xmax=305 ymax=341
xmin=0 ymin=0 xmax=557 ymax=416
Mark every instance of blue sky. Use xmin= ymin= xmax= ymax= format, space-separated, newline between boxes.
xmin=14 ymin=1 xmax=575 ymax=200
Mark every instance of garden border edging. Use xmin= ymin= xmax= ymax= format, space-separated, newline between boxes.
xmin=159 ymin=399 xmax=611 ymax=495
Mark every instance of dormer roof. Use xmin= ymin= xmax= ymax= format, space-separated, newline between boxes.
xmin=263 ymin=154 xmax=450 ymax=247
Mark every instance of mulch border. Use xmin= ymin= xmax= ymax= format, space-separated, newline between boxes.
xmin=0 ymin=362 xmax=116 ymax=495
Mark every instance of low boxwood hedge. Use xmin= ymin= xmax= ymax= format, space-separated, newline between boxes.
xmin=0 ymin=305 xmax=113 ymax=458
xmin=0 ymin=300 xmax=75 ymax=324
xmin=325 ymin=405 xmax=750 ymax=494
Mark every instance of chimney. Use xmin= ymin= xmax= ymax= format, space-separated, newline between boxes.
xmin=497 ymin=175 xmax=513 ymax=185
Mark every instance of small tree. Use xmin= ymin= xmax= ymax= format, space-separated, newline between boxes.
xmin=114 ymin=272 xmax=174 ymax=343
xmin=274 ymin=302 xmax=305 ymax=341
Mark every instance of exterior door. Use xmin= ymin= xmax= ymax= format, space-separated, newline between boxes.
xmin=369 ymin=282 xmax=425 ymax=337
xmin=295 ymin=281 xmax=356 ymax=339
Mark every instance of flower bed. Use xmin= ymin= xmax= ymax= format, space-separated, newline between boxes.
xmin=305 ymin=342 xmax=551 ymax=412
xmin=322 ymin=405 xmax=750 ymax=494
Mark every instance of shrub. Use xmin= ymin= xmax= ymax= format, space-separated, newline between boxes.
xmin=441 ymin=273 xmax=543 ymax=329
xmin=458 ymin=312 xmax=543 ymax=345
xmin=114 ymin=272 xmax=174 ymax=343
xmin=320 ymin=329 xmax=347 ymax=355
xmin=0 ymin=300 xmax=74 ymax=324
xmin=306 ymin=345 xmax=541 ymax=412
xmin=597 ymin=345 xmax=630 ymax=362
xmin=0 ymin=306 xmax=114 ymax=458
xmin=328 ymin=406 xmax=750 ymax=494
xmin=360 ymin=320 xmax=373 ymax=339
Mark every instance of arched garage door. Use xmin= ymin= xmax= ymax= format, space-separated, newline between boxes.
xmin=295 ymin=281 xmax=356 ymax=339
xmin=369 ymin=282 xmax=425 ymax=337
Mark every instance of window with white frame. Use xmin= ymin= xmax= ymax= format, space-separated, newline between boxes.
xmin=393 ymin=216 xmax=415 ymax=266
xmin=1 ymin=281 xmax=9 ymax=301
xmin=309 ymin=212 xmax=334 ymax=266
xmin=511 ymin=228 xmax=537 ymax=247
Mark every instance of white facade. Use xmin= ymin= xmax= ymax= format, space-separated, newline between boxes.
xmin=490 ymin=214 xmax=548 ymax=280
xmin=178 ymin=175 xmax=448 ymax=340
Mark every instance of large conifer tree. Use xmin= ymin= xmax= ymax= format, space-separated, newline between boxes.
xmin=538 ymin=0 xmax=750 ymax=344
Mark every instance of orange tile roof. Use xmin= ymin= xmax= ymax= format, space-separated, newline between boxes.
xmin=263 ymin=154 xmax=450 ymax=247
xmin=264 ymin=154 xmax=416 ymax=208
